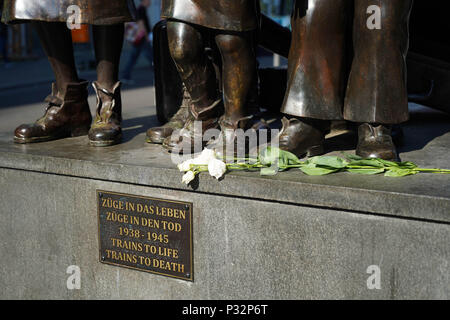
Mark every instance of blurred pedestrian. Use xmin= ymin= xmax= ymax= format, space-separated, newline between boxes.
xmin=122 ymin=0 xmax=153 ymax=84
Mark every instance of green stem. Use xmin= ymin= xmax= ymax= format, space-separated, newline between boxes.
xmin=346 ymin=165 xmax=384 ymax=169
xmin=218 ymin=156 xmax=258 ymax=162
xmin=416 ymin=168 xmax=450 ymax=173
xmin=284 ymin=164 xmax=306 ymax=169
xmin=227 ymin=167 xmax=250 ymax=171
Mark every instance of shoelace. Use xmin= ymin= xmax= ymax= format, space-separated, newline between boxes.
xmin=95 ymin=86 xmax=116 ymax=123
xmin=39 ymin=95 xmax=63 ymax=121
xmin=97 ymin=86 xmax=115 ymax=98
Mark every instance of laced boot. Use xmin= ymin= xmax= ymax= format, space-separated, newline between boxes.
xmin=162 ymin=99 xmax=223 ymax=154
xmin=356 ymin=123 xmax=398 ymax=161
xmin=146 ymin=86 xmax=191 ymax=144
xmin=14 ymin=81 xmax=92 ymax=144
xmin=88 ymin=81 xmax=122 ymax=147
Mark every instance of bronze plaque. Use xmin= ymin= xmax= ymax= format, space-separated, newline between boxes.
xmin=97 ymin=190 xmax=193 ymax=281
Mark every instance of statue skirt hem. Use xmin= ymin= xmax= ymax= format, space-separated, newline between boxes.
xmin=161 ymin=0 xmax=258 ymax=32
xmin=281 ymin=0 xmax=412 ymax=125
xmin=2 ymin=0 xmax=136 ymax=25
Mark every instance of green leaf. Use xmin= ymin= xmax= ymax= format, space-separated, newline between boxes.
xmin=280 ymin=149 xmax=301 ymax=165
xmin=259 ymin=147 xmax=280 ymax=166
xmin=346 ymin=168 xmax=385 ymax=175
xmin=384 ymin=168 xmax=418 ymax=177
xmin=308 ymin=156 xmax=348 ymax=169
xmin=347 ymin=159 xmax=385 ymax=168
xmin=300 ymin=166 xmax=340 ymax=176
xmin=260 ymin=167 xmax=278 ymax=176
xmin=397 ymin=161 xmax=418 ymax=169
xmin=377 ymin=159 xmax=400 ymax=168
xmin=343 ymin=153 xmax=363 ymax=161
xmin=259 ymin=147 xmax=300 ymax=169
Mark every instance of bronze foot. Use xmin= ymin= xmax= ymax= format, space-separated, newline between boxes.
xmin=146 ymin=86 xmax=191 ymax=144
xmin=162 ymin=99 xmax=222 ymax=154
xmin=208 ymin=115 xmax=269 ymax=158
xmin=14 ymin=81 xmax=92 ymax=144
xmin=88 ymin=81 xmax=122 ymax=147
xmin=356 ymin=123 xmax=398 ymax=161
xmin=277 ymin=117 xmax=327 ymax=158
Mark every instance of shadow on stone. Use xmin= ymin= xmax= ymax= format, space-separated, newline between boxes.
xmin=122 ymin=114 xmax=159 ymax=143
xmin=399 ymin=105 xmax=450 ymax=153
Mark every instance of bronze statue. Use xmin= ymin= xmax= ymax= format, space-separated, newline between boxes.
xmin=280 ymin=0 xmax=413 ymax=160
xmin=153 ymin=0 xmax=261 ymax=153
xmin=2 ymin=0 xmax=136 ymax=146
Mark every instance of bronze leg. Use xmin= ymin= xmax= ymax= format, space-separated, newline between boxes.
xmin=282 ymin=0 xmax=351 ymax=120
xmin=166 ymin=21 xmax=218 ymax=110
xmin=344 ymin=0 xmax=413 ymax=124
xmin=276 ymin=0 xmax=349 ymax=158
xmin=92 ymin=24 xmax=124 ymax=92
xmin=215 ymin=33 xmax=256 ymax=124
xmin=162 ymin=21 xmax=222 ymax=153
xmin=32 ymin=21 xmax=79 ymax=98
xmin=349 ymin=0 xmax=413 ymax=161
xmin=14 ymin=21 xmax=92 ymax=144
xmin=204 ymin=33 xmax=259 ymax=157
xmin=88 ymin=24 xmax=125 ymax=147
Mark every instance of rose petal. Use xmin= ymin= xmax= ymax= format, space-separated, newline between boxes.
xmin=182 ymin=171 xmax=196 ymax=185
xmin=208 ymin=158 xmax=227 ymax=180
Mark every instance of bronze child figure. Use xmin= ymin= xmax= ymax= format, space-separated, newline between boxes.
xmin=280 ymin=0 xmax=413 ymax=160
xmin=2 ymin=0 xmax=136 ymax=146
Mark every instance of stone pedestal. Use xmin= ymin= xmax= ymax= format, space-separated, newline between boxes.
xmin=0 ymin=105 xmax=449 ymax=300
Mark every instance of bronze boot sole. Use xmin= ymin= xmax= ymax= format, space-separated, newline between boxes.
xmin=89 ymin=132 xmax=123 ymax=147
xmin=14 ymin=124 xmax=90 ymax=144
xmin=146 ymin=127 xmax=175 ymax=144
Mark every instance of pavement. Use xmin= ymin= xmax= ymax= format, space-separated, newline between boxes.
xmin=0 ymin=42 xmax=154 ymax=91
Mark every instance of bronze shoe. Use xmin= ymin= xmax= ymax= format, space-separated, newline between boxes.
xmin=208 ymin=115 xmax=269 ymax=158
xmin=356 ymin=123 xmax=398 ymax=161
xmin=162 ymin=99 xmax=222 ymax=154
xmin=14 ymin=81 xmax=92 ymax=144
xmin=89 ymin=81 xmax=122 ymax=147
xmin=277 ymin=117 xmax=327 ymax=158
xmin=146 ymin=86 xmax=191 ymax=144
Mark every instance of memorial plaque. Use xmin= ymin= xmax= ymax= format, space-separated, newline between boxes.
xmin=97 ymin=190 xmax=193 ymax=281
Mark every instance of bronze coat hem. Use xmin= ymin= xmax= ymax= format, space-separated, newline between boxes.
xmin=1 ymin=0 xmax=136 ymax=25
xmin=161 ymin=0 xmax=258 ymax=32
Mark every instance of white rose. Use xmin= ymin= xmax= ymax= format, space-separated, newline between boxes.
xmin=178 ymin=149 xmax=217 ymax=172
xmin=178 ymin=159 xmax=194 ymax=172
xmin=208 ymin=158 xmax=227 ymax=180
xmin=182 ymin=171 xmax=196 ymax=185
xmin=194 ymin=148 xmax=216 ymax=164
